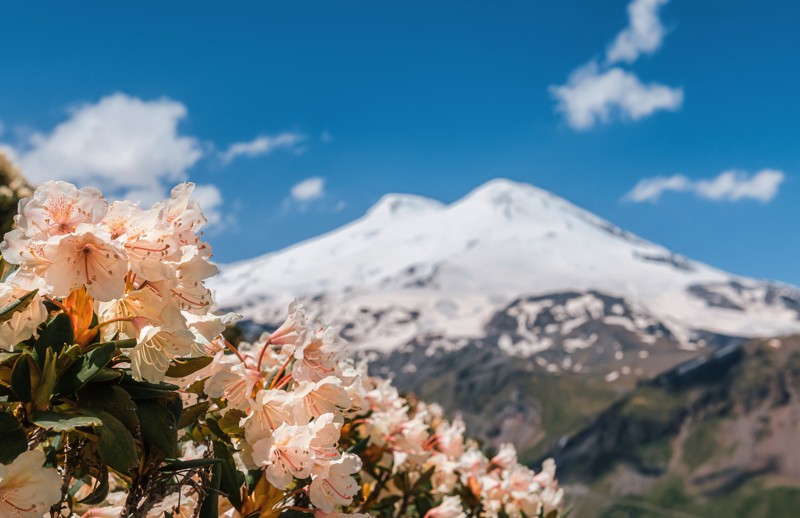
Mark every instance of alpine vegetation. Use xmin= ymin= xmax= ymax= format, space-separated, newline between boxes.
xmin=0 ymin=181 xmax=563 ymax=517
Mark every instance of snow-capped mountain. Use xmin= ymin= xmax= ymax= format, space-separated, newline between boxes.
xmin=212 ymin=178 xmax=800 ymax=457
xmin=212 ymin=178 xmax=800 ymax=352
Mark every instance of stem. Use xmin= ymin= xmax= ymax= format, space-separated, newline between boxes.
xmin=222 ymin=336 xmax=248 ymax=365
xmin=256 ymin=337 xmax=273 ymax=372
xmin=268 ymin=355 xmax=293 ymax=389
xmin=46 ymin=296 xmax=68 ymax=313
xmin=273 ymin=374 xmax=293 ymax=391
xmin=92 ymin=316 xmax=134 ymax=331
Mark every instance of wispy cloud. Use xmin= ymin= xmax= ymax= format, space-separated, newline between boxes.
xmin=550 ymin=0 xmax=681 ymax=130
xmin=0 ymin=93 xmax=312 ymax=229
xmin=2 ymin=93 xmax=202 ymax=201
xmin=220 ymin=132 xmax=305 ymax=164
xmin=290 ymin=177 xmax=326 ymax=203
xmin=625 ymin=169 xmax=785 ymax=203
xmin=550 ymin=62 xmax=682 ymax=130
xmin=0 ymin=93 xmax=229 ymax=225
xmin=606 ymin=0 xmax=669 ymax=64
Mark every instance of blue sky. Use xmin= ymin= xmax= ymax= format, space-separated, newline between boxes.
xmin=0 ymin=1 xmax=798 ymax=283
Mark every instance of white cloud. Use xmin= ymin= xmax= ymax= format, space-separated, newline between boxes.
xmin=550 ymin=0 xmax=680 ymax=130
xmin=290 ymin=177 xmax=326 ymax=202
xmin=606 ymin=0 xmax=669 ymax=64
xmin=220 ymin=132 xmax=305 ymax=164
xmin=625 ymin=169 xmax=785 ymax=203
xmin=4 ymin=93 xmax=203 ymax=202
xmin=550 ymin=63 xmax=683 ymax=130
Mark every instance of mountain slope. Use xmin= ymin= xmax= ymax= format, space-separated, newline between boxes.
xmin=547 ymin=335 xmax=800 ymax=517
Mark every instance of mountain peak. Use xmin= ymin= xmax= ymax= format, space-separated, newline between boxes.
xmin=365 ymin=193 xmax=445 ymax=219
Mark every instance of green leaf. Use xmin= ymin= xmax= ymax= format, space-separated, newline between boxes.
xmin=347 ymin=435 xmax=370 ymax=455
xmin=34 ymin=313 xmax=74 ymax=365
xmin=119 ymin=375 xmax=179 ymax=400
xmin=78 ymin=465 xmax=110 ymax=505
xmin=0 ymin=411 xmax=27 ymax=464
xmin=136 ymin=399 xmax=179 ymax=456
xmin=10 ymin=354 xmax=34 ymax=402
xmin=165 ymin=356 xmax=213 ymax=378
xmin=178 ymin=400 xmax=209 ymax=429
xmin=214 ymin=440 xmax=244 ymax=509
xmin=33 ymin=348 xmax=58 ymax=409
xmin=54 ymin=342 xmax=117 ymax=397
xmin=107 ymin=338 xmax=136 ymax=349
xmin=199 ymin=461 xmax=220 ymax=518
xmin=217 ymin=408 xmax=245 ymax=436
xmin=78 ymin=385 xmax=140 ymax=435
xmin=0 ymin=352 xmax=18 ymax=366
xmin=85 ymin=409 xmax=139 ymax=474
xmin=205 ymin=417 xmax=230 ymax=444
xmin=30 ymin=410 xmax=103 ymax=431
xmin=89 ymin=368 xmax=123 ymax=383
xmin=0 ymin=289 xmax=38 ymax=324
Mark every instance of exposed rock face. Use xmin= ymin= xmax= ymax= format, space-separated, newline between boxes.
xmin=544 ymin=336 xmax=800 ymax=517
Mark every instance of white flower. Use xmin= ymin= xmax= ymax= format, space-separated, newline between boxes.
xmin=269 ymin=301 xmax=310 ymax=351
xmin=12 ymin=180 xmax=107 ymax=239
xmin=251 ymin=423 xmax=314 ymax=489
xmin=309 ymin=453 xmax=362 ymax=512
xmin=0 ymin=281 xmax=47 ymax=348
xmin=129 ymin=320 xmax=195 ymax=382
xmin=292 ymin=326 xmax=344 ymax=383
xmin=204 ymin=354 xmax=261 ymax=412
xmin=293 ymin=377 xmax=351 ymax=424
xmin=490 ymin=443 xmax=518 ymax=470
xmin=41 ymin=225 xmax=126 ymax=301
xmin=425 ymin=496 xmax=466 ymax=518
xmin=241 ymin=389 xmax=294 ymax=444
xmin=0 ymin=450 xmax=62 ymax=517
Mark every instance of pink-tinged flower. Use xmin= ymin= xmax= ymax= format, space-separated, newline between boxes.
xmin=432 ymin=417 xmax=465 ymax=459
xmin=309 ymin=453 xmax=361 ymax=512
xmin=241 ymin=389 xmax=294 ymax=444
xmin=129 ymin=320 xmax=195 ymax=383
xmin=185 ymin=311 xmax=241 ymax=356
xmin=425 ymin=454 xmax=460 ymax=495
xmin=101 ymin=200 xmax=144 ymax=239
xmin=490 ymin=443 xmax=518 ymax=470
xmin=0 ymin=449 xmax=62 ymax=517
xmin=293 ymin=377 xmax=352 ymax=424
xmin=0 ymin=281 xmax=47 ymax=349
xmin=308 ymin=413 xmax=343 ymax=461
xmin=269 ymin=301 xmax=310 ymax=347
xmin=251 ymin=423 xmax=314 ymax=489
xmin=13 ymin=180 xmax=107 ymax=238
xmin=424 ymin=496 xmax=466 ymax=518
xmin=98 ymin=287 xmax=181 ymax=342
xmin=42 ymin=226 xmax=127 ymax=301
xmin=292 ymin=327 xmax=344 ymax=383
xmin=204 ymin=355 xmax=261 ymax=412
xmin=154 ymin=183 xmax=208 ymax=246
xmin=166 ymin=246 xmax=218 ymax=313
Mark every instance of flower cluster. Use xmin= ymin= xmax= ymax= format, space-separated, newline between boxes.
xmin=0 ymin=180 xmax=221 ymax=382
xmin=0 ymin=181 xmax=563 ymax=518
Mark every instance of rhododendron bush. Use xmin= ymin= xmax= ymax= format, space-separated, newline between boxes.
xmin=0 ymin=181 xmax=563 ymax=517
